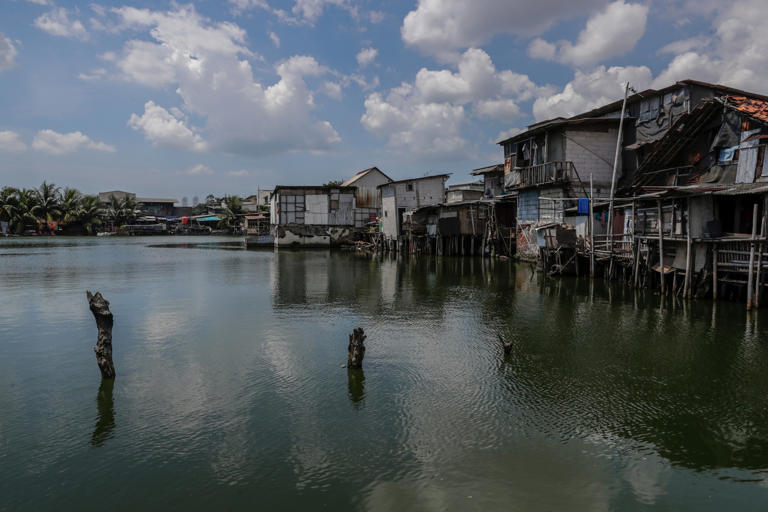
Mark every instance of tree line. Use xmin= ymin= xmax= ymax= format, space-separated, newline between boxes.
xmin=0 ymin=182 xmax=144 ymax=235
xmin=0 ymin=182 xmax=248 ymax=235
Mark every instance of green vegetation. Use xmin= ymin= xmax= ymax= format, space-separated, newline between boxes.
xmin=0 ymin=182 xmax=112 ymax=235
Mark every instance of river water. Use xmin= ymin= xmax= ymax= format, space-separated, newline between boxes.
xmin=1 ymin=236 xmax=768 ymax=510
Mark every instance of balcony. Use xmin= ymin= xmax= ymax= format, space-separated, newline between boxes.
xmin=504 ymin=161 xmax=575 ymax=189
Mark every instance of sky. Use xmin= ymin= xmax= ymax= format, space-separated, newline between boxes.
xmin=0 ymin=0 xmax=765 ymax=202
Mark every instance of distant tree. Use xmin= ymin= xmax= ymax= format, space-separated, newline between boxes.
xmin=182 ymin=196 xmax=189 ymax=207
xmin=32 ymin=181 xmax=62 ymax=230
xmin=77 ymin=195 xmax=102 ymax=234
xmin=219 ymin=195 xmax=244 ymax=232
xmin=60 ymin=187 xmax=83 ymax=225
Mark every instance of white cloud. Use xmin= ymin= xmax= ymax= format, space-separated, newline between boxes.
xmin=356 ymin=47 xmax=378 ymax=68
xmin=369 ymin=10 xmax=385 ymax=23
xmin=321 ymin=81 xmax=342 ymax=100
xmin=26 ymin=0 xmax=51 ymax=4
xmin=401 ymin=0 xmax=607 ymax=60
xmin=532 ymin=65 xmax=652 ymax=121
xmin=361 ymin=48 xmax=541 ymax=155
xmin=0 ymin=131 xmax=27 ymax=152
xmin=0 ymin=33 xmax=18 ymax=71
xmin=496 ymin=127 xmax=522 ymax=143
xmin=529 ymin=1 xmax=649 ymax=68
xmin=78 ymin=67 xmax=108 ymax=81
xmin=31 ymin=130 xmax=115 ymax=154
xmin=269 ymin=31 xmax=280 ymax=48
xmin=34 ymin=8 xmax=88 ymax=40
xmin=128 ymin=101 xmax=208 ymax=152
xmin=178 ymin=164 xmax=214 ymax=176
xmin=650 ymin=0 xmax=768 ymax=92
xmin=112 ymin=5 xmax=339 ymax=156
xmin=228 ymin=0 xmax=352 ymax=25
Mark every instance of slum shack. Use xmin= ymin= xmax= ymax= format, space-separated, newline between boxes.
xmin=470 ymin=164 xmax=505 ymax=198
xmin=243 ymin=214 xmax=273 ymax=247
xmin=378 ymin=174 xmax=449 ymax=251
xmin=269 ymin=185 xmax=358 ymax=247
xmin=627 ymin=94 xmax=768 ymax=305
xmin=341 ymin=167 xmax=392 ymax=224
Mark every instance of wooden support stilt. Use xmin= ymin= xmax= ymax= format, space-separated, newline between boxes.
xmin=747 ymin=203 xmax=758 ymax=310
xmin=658 ymin=200 xmax=665 ymax=294
xmin=589 ymin=175 xmax=595 ymax=278
xmin=755 ymin=212 xmax=766 ymax=308
xmin=684 ymin=198 xmax=693 ymax=299
xmin=633 ymin=242 xmax=641 ymax=289
xmin=713 ymin=247 xmax=718 ymax=301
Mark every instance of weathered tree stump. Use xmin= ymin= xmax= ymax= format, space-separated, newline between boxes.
xmin=347 ymin=327 xmax=366 ymax=369
xmin=498 ymin=333 xmax=513 ymax=356
xmin=87 ymin=291 xmax=115 ymax=379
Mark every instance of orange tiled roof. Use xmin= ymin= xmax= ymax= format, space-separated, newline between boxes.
xmin=727 ymin=96 xmax=768 ymax=123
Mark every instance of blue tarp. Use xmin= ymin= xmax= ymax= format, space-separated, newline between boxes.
xmin=196 ymin=216 xmax=221 ymax=222
xmin=577 ymin=198 xmax=590 ymax=215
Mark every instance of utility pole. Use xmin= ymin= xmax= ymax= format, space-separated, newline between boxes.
xmin=607 ymin=81 xmax=631 ymax=253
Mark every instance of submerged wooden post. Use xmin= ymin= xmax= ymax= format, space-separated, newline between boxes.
xmin=347 ymin=327 xmax=366 ymax=370
xmin=86 ymin=291 xmax=115 ymax=379
xmin=747 ymin=203 xmax=758 ymax=310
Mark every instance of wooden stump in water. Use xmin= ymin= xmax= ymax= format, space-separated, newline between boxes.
xmin=87 ymin=291 xmax=115 ymax=379
xmin=347 ymin=328 xmax=366 ymax=370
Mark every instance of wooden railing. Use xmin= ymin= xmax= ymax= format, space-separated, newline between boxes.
xmin=517 ymin=161 xmax=574 ymax=187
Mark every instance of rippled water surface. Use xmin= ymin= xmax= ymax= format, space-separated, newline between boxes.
xmin=2 ymin=236 xmax=768 ymax=511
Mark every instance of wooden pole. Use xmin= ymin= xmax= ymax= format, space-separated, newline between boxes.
xmin=713 ymin=246 xmax=718 ymax=301
xmin=589 ymin=174 xmax=595 ymax=278
xmin=684 ymin=198 xmax=693 ymax=299
xmin=347 ymin=328 xmax=367 ymax=369
xmin=747 ymin=203 xmax=759 ymax=310
xmin=86 ymin=291 xmax=116 ymax=379
xmin=754 ymin=211 xmax=766 ymax=308
xmin=657 ymin=200 xmax=665 ymax=294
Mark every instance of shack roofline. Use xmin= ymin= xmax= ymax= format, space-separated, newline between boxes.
xmin=341 ymin=166 xmax=393 ymax=186
xmin=470 ymin=164 xmax=503 ymax=175
xmin=497 ymin=79 xmax=768 ymax=146
xmin=272 ymin=185 xmax=357 ymax=193
xmin=497 ymin=117 xmax=626 ymax=145
xmin=376 ymin=173 xmax=451 ymax=188
xmin=137 ymin=197 xmax=177 ymax=204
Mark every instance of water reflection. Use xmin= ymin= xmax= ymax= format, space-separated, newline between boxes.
xmin=347 ymin=369 xmax=365 ymax=407
xmin=91 ymin=379 xmax=115 ymax=447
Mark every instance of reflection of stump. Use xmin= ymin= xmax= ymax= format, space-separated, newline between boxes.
xmin=347 ymin=328 xmax=366 ymax=369
xmin=91 ymin=379 xmax=115 ymax=446
xmin=87 ymin=291 xmax=115 ymax=379
xmin=347 ymin=369 xmax=366 ymax=406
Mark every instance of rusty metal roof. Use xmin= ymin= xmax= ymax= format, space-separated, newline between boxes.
xmin=470 ymin=164 xmax=503 ymax=175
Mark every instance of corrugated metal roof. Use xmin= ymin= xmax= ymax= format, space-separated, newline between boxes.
xmin=470 ymin=164 xmax=503 ymax=175
xmin=341 ymin=167 xmax=392 ymax=186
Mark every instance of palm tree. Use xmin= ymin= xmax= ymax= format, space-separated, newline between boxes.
xmin=60 ymin=187 xmax=83 ymax=225
xmin=6 ymin=188 xmax=40 ymax=234
xmin=120 ymin=195 xmax=143 ymax=223
xmin=77 ymin=195 xmax=102 ymax=234
xmin=32 ymin=181 xmax=62 ymax=231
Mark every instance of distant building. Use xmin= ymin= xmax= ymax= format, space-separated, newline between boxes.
xmin=98 ymin=190 xmax=178 ymax=217
xmin=446 ymin=181 xmax=484 ymax=203
xmin=470 ymin=164 xmax=505 ymax=198
xmin=342 ymin=166 xmax=392 ymax=228
xmin=378 ymin=174 xmax=449 ymax=241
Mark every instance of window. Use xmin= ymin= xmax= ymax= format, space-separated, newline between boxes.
xmin=384 ymin=210 xmax=388 ymax=217
xmin=406 ymin=183 xmax=414 ymax=191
